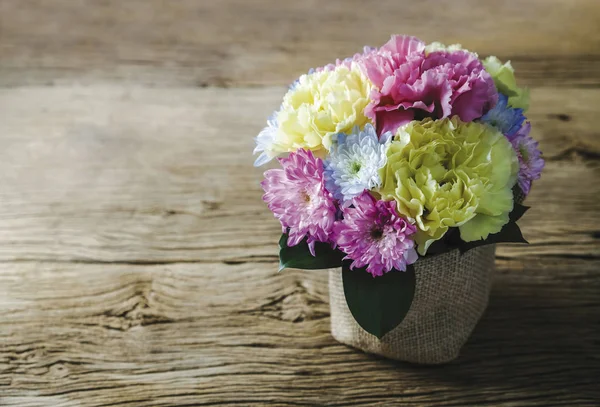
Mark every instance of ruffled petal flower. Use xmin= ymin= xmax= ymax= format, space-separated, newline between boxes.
xmin=262 ymin=149 xmax=337 ymax=254
xmin=360 ymin=35 xmax=497 ymax=135
xmin=509 ymin=122 xmax=545 ymax=196
xmin=482 ymin=56 xmax=530 ymax=111
xmin=379 ymin=118 xmax=519 ymax=254
xmin=361 ymin=36 xmax=425 ymax=90
xmin=324 ymin=124 xmax=391 ymax=204
xmin=253 ymin=64 xmax=373 ymax=166
xmin=333 ymin=192 xmax=418 ymax=277
xmin=421 ymin=50 xmax=498 ymax=122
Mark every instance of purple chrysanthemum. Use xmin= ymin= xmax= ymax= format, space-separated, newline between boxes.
xmin=333 ymin=192 xmax=418 ymax=277
xmin=510 ymin=122 xmax=545 ymax=195
xmin=262 ymin=149 xmax=337 ymax=255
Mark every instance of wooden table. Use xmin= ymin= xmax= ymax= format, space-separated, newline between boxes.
xmin=1 ymin=1 xmax=599 ymax=405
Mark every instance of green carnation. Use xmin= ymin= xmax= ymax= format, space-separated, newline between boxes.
xmin=379 ymin=118 xmax=518 ymax=255
xmin=482 ymin=56 xmax=530 ymax=111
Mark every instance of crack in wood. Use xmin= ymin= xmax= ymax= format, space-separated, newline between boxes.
xmin=85 ymin=293 xmax=175 ymax=331
xmin=242 ymin=281 xmax=329 ymax=323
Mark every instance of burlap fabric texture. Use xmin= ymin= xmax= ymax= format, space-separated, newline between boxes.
xmin=328 ymin=244 xmax=496 ymax=364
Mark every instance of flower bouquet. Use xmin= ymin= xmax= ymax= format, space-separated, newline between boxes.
xmin=254 ymin=35 xmax=544 ymax=364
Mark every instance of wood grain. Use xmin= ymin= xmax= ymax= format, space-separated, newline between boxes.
xmin=1 ymin=257 xmax=599 ymax=406
xmin=1 ymin=0 xmax=600 ymax=87
xmin=1 ymin=0 xmax=599 ymax=405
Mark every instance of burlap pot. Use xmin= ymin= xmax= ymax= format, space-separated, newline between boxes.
xmin=328 ymin=244 xmax=496 ymax=364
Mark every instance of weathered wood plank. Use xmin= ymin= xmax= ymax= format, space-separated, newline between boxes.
xmin=1 ymin=0 xmax=599 ymax=87
xmin=0 ymin=86 xmax=598 ymax=264
xmin=0 ymin=257 xmax=598 ymax=406
xmin=1 ymin=2 xmax=598 ymax=406
xmin=0 ymin=259 xmax=600 ymax=406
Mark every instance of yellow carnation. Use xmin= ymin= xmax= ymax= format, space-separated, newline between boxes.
xmin=378 ymin=118 xmax=518 ymax=254
xmin=274 ymin=64 xmax=373 ymax=156
xmin=482 ymin=56 xmax=530 ymax=111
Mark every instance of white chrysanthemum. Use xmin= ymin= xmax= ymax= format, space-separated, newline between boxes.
xmin=324 ymin=124 xmax=391 ymax=204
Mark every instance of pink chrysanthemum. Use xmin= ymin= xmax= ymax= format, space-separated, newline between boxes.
xmin=333 ymin=192 xmax=418 ymax=277
xmin=262 ymin=149 xmax=337 ymax=255
xmin=360 ymin=35 xmax=497 ymax=135
xmin=509 ymin=122 xmax=545 ymax=195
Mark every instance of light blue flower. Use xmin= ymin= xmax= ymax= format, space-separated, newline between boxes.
xmin=481 ymin=93 xmax=526 ymax=137
xmin=324 ymin=124 xmax=390 ymax=204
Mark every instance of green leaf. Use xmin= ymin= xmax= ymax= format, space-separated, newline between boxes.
xmin=342 ymin=264 xmax=416 ymax=339
xmin=424 ymin=236 xmax=452 ymax=256
xmin=459 ymin=220 xmax=528 ymax=253
xmin=510 ymin=203 xmax=530 ymax=222
xmin=278 ymin=233 xmax=345 ymax=271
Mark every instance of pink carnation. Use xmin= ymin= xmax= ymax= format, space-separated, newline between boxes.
xmin=262 ymin=149 xmax=337 ymax=255
xmin=333 ymin=192 xmax=418 ymax=277
xmin=360 ymin=35 xmax=498 ymax=135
